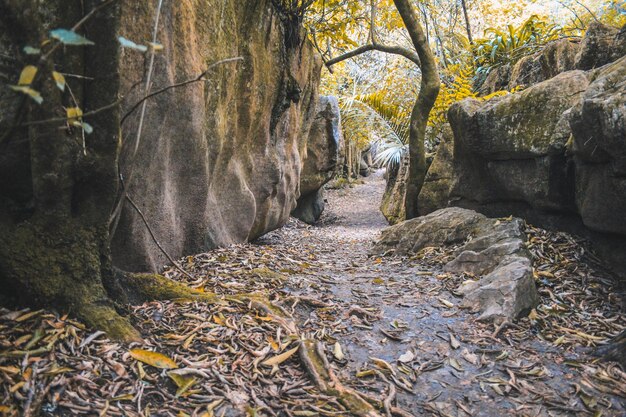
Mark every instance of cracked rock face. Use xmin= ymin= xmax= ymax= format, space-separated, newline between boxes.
xmin=372 ymin=207 xmax=539 ymax=323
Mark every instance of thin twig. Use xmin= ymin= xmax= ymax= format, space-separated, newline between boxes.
xmin=120 ymin=57 xmax=244 ymax=125
xmin=125 ymin=194 xmax=194 ymax=280
xmin=18 ymin=57 xmax=243 ymax=128
xmin=108 ymin=0 xmax=165 ymax=239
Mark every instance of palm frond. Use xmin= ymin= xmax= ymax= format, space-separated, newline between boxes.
xmin=338 ymin=92 xmax=411 ymax=168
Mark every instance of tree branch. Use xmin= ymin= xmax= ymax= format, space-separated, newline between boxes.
xmin=325 ymin=42 xmax=421 ymax=68
xmin=120 ymin=56 xmax=243 ymax=125
xmin=125 ymin=194 xmax=194 ymax=280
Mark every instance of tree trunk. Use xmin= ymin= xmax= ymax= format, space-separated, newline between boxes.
xmin=0 ymin=0 xmax=145 ymax=340
xmin=460 ymin=0 xmax=474 ymax=45
xmin=393 ymin=0 xmax=440 ymax=219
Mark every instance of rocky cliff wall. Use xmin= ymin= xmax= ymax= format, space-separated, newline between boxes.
xmin=111 ymin=1 xmax=322 ymax=271
xmin=421 ymin=55 xmax=626 ymax=279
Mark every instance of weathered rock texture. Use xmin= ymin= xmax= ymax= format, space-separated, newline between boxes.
xmin=417 ymin=125 xmax=455 ymax=215
xmin=478 ymin=38 xmax=580 ymax=96
xmin=372 ymin=208 xmax=539 ymax=322
xmin=448 ymin=70 xmax=589 ymax=213
xmin=478 ymin=23 xmax=626 ymax=96
xmin=111 ymin=1 xmax=322 ymax=271
xmin=380 ymin=154 xmax=408 ymax=225
xmin=575 ymin=22 xmax=626 ymax=70
xmin=419 ymin=50 xmax=626 ymax=278
xmin=292 ymin=96 xmax=342 ymax=224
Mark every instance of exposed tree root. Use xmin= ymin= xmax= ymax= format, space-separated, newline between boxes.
xmin=595 ymin=329 xmax=626 ymax=368
xmin=109 ymin=271 xmax=225 ymax=305
xmin=298 ymin=340 xmax=384 ymax=417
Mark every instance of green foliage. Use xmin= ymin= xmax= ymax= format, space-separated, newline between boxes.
xmin=473 ymin=15 xmax=565 ymax=79
xmin=50 ymin=29 xmax=95 ymax=46
xmin=339 ymin=92 xmax=410 ymax=169
xmin=599 ymin=0 xmax=626 ymax=27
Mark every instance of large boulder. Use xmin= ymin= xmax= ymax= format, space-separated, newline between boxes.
xmin=434 ymin=55 xmax=626 ymax=279
xmin=111 ymin=1 xmax=322 ymax=271
xmin=575 ymin=22 xmax=626 ymax=70
xmin=570 ymin=56 xmax=626 ymax=236
xmin=380 ymin=154 xmax=408 ymax=225
xmin=372 ymin=208 xmax=539 ymax=322
xmin=417 ymin=125 xmax=455 ymax=215
xmin=448 ymin=70 xmax=590 ymax=213
xmin=508 ymin=39 xmax=579 ymax=90
xmin=292 ymin=96 xmax=342 ymax=224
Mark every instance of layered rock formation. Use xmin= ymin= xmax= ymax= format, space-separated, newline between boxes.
xmin=480 ymin=38 xmax=579 ymax=95
xmin=111 ymin=1 xmax=322 ymax=271
xmin=478 ymin=22 xmax=626 ymax=96
xmin=372 ymin=208 xmax=539 ymax=322
xmin=292 ymin=96 xmax=343 ymax=224
xmin=416 ymin=31 xmax=626 ymax=278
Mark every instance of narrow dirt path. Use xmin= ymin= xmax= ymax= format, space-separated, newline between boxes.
xmin=256 ymin=170 xmax=626 ymax=417
xmin=1 ymin=171 xmax=624 ymax=417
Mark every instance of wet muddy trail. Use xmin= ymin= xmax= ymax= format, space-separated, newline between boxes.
xmin=257 ymin=170 xmax=626 ymax=416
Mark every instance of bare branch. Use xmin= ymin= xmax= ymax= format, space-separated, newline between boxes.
xmin=125 ymin=194 xmax=194 ymax=280
xmin=121 ymin=57 xmax=244 ymax=125
xmin=325 ymin=43 xmax=421 ymax=68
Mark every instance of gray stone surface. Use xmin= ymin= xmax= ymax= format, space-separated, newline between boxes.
xmin=110 ymin=0 xmax=323 ymax=271
xmin=373 ymin=208 xmax=539 ymax=322
xmin=575 ymin=22 xmax=626 ymax=70
xmin=292 ymin=189 xmax=325 ymax=225
xmin=293 ymin=96 xmax=343 ymax=224
xmin=570 ymin=56 xmax=626 ymax=235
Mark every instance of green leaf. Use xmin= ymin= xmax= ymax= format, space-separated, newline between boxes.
xmin=50 ymin=29 xmax=94 ymax=46
xmin=9 ymin=86 xmax=43 ymax=104
xmin=81 ymin=122 xmax=93 ymax=134
xmin=23 ymin=46 xmax=41 ymax=55
xmin=118 ymin=36 xmax=148 ymax=52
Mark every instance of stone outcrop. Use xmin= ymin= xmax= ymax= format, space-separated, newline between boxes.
xmin=478 ymin=23 xmax=626 ymax=96
xmin=508 ymin=39 xmax=579 ymax=90
xmin=417 ymin=125 xmax=455 ymax=215
xmin=575 ymin=22 xmax=626 ymax=70
xmin=448 ymin=70 xmax=590 ymax=213
xmin=372 ymin=208 xmax=539 ymax=322
xmin=570 ymin=57 xmax=626 ymax=236
xmin=420 ymin=52 xmax=626 ymax=278
xmin=478 ymin=38 xmax=579 ymax=96
xmin=111 ymin=1 xmax=322 ymax=271
xmin=292 ymin=96 xmax=343 ymax=224
xmin=380 ymin=154 xmax=408 ymax=225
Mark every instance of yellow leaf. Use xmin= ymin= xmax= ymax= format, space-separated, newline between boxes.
xmin=261 ymin=345 xmax=299 ymax=368
xmin=18 ymin=65 xmax=37 ymax=86
xmin=52 ymin=71 xmax=66 ymax=91
xmin=66 ymin=107 xmax=83 ymax=121
xmin=110 ymin=393 xmax=134 ymax=401
xmin=129 ymin=349 xmax=178 ymax=369
xmin=370 ymin=357 xmax=396 ymax=376
xmin=9 ymin=86 xmax=43 ymax=104
xmin=213 ymin=314 xmax=225 ymax=326
xmin=268 ymin=336 xmax=279 ymax=352
xmin=167 ymin=371 xmax=196 ymax=397
xmin=356 ymin=369 xmax=376 ymax=378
